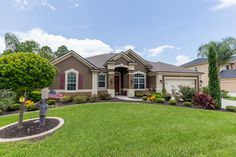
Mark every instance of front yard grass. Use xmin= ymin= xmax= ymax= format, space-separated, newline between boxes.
xmin=1 ymin=102 xmax=236 ymax=156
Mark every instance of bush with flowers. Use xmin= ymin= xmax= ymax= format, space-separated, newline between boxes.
xmin=25 ymin=100 xmax=38 ymax=111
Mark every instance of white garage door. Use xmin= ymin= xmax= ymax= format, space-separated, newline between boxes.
xmin=165 ymin=79 xmax=196 ymax=93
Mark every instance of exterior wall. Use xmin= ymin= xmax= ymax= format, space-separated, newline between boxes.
xmin=221 ymin=78 xmax=236 ymax=93
xmin=186 ymin=63 xmax=208 ymax=87
xmin=51 ymin=56 xmax=92 ymax=90
xmin=148 ymin=75 xmax=156 ymax=89
xmin=115 ymin=57 xmax=129 ymax=65
xmin=126 ymin=53 xmax=148 ymax=73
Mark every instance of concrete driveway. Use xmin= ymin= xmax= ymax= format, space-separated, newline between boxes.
xmin=222 ymin=99 xmax=236 ymax=109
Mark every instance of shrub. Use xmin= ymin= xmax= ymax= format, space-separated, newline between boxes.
xmin=142 ymin=96 xmax=148 ymax=101
xmin=98 ymin=92 xmax=111 ymax=100
xmin=156 ymin=98 xmax=165 ymax=103
xmin=147 ymin=95 xmax=156 ymax=102
xmin=179 ymin=86 xmax=196 ymax=102
xmin=62 ymin=95 xmax=73 ymax=103
xmin=171 ymin=88 xmax=182 ymax=102
xmin=143 ymin=91 xmax=153 ymax=97
xmin=208 ymin=47 xmax=221 ymax=108
xmin=169 ymin=100 xmax=177 ymax=105
xmin=88 ymin=95 xmax=98 ymax=103
xmin=192 ymin=93 xmax=217 ymax=109
xmin=164 ymin=93 xmax=172 ymax=101
xmin=0 ymin=102 xmax=8 ymax=111
xmin=0 ymin=110 xmax=2 ymax=115
xmin=221 ymin=90 xmax=229 ymax=98
xmin=48 ymin=99 xmax=56 ymax=105
xmin=135 ymin=91 xmax=144 ymax=97
xmin=6 ymin=104 xmax=20 ymax=111
xmin=183 ymin=102 xmax=192 ymax=107
xmin=226 ymin=106 xmax=236 ymax=112
xmin=162 ymin=87 xmax=167 ymax=96
xmin=28 ymin=91 xmax=41 ymax=102
xmin=74 ymin=96 xmax=88 ymax=104
xmin=202 ymin=86 xmax=209 ymax=94
xmin=26 ymin=103 xmax=37 ymax=111
xmin=155 ymin=92 xmax=163 ymax=98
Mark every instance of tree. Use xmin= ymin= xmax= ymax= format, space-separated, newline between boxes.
xmin=208 ymin=44 xmax=221 ymax=108
xmin=38 ymin=46 xmax=55 ymax=60
xmin=55 ymin=45 xmax=69 ymax=57
xmin=198 ymin=37 xmax=236 ymax=66
xmin=0 ymin=52 xmax=56 ymax=128
xmin=17 ymin=40 xmax=40 ymax=53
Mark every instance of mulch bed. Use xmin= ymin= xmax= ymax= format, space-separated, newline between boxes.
xmin=0 ymin=118 xmax=59 ymax=139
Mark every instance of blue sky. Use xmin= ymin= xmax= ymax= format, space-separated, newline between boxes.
xmin=0 ymin=0 xmax=236 ymax=65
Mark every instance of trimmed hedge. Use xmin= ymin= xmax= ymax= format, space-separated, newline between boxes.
xmin=226 ymin=106 xmax=236 ymax=112
xmin=183 ymin=102 xmax=192 ymax=107
xmin=62 ymin=96 xmax=73 ymax=103
xmin=74 ymin=96 xmax=88 ymax=104
xmin=28 ymin=91 xmax=41 ymax=102
xmin=26 ymin=104 xmax=38 ymax=111
xmin=48 ymin=99 xmax=56 ymax=105
xmin=156 ymin=98 xmax=165 ymax=103
xmin=169 ymin=100 xmax=177 ymax=105
xmin=7 ymin=104 xmax=20 ymax=111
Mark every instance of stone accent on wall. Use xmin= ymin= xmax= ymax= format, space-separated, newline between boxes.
xmin=128 ymin=71 xmax=134 ymax=89
xmin=108 ymin=71 xmax=115 ymax=89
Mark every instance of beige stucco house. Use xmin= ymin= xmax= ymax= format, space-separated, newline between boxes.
xmin=51 ymin=50 xmax=202 ymax=97
xmin=181 ymin=56 xmax=236 ymax=93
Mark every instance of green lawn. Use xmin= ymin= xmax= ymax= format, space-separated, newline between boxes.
xmin=225 ymin=96 xmax=236 ymax=101
xmin=1 ymin=102 xmax=236 ymax=157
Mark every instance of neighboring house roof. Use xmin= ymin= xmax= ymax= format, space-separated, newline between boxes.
xmin=149 ymin=61 xmax=203 ymax=74
xmin=220 ymin=69 xmax=236 ymax=79
xmin=181 ymin=58 xmax=208 ymax=67
xmin=86 ymin=53 xmax=117 ymax=69
xmin=51 ymin=50 xmax=98 ymax=69
xmin=229 ymin=55 xmax=236 ymax=63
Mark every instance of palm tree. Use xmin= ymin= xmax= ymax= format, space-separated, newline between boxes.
xmin=198 ymin=37 xmax=236 ymax=66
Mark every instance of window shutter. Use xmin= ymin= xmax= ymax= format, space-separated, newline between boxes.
xmin=60 ymin=73 xmax=65 ymax=89
xmin=78 ymin=74 xmax=83 ymax=89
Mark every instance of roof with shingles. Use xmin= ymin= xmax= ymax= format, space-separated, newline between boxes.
xmin=181 ymin=58 xmax=208 ymax=67
xmin=220 ymin=69 xmax=236 ymax=79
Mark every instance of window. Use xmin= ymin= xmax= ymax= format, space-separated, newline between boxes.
xmin=67 ymin=72 xmax=77 ymax=90
xmin=226 ymin=65 xmax=230 ymax=70
xmin=134 ymin=73 xmax=145 ymax=89
xmin=98 ymin=74 xmax=106 ymax=88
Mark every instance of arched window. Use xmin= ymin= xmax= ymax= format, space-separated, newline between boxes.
xmin=65 ymin=69 xmax=78 ymax=91
xmin=134 ymin=73 xmax=145 ymax=89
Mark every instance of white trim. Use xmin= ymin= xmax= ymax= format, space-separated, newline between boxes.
xmin=0 ymin=117 xmax=64 ymax=143
xmin=65 ymin=69 xmax=79 ymax=91
xmin=133 ymin=71 xmax=146 ymax=89
xmin=92 ymin=71 xmax=98 ymax=95
xmin=51 ymin=50 xmax=97 ymax=69
xmin=125 ymin=49 xmax=152 ymax=67
xmin=114 ymin=64 xmax=129 ymax=69
xmin=98 ymin=73 xmax=107 ymax=90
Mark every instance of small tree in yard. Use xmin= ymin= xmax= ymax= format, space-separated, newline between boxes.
xmin=208 ymin=44 xmax=221 ymax=108
xmin=0 ymin=52 xmax=56 ymax=128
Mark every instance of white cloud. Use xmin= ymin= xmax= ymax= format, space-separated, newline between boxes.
xmin=7 ymin=28 xmax=113 ymax=57
xmin=176 ymin=55 xmax=191 ymax=66
xmin=146 ymin=45 xmax=177 ymax=57
xmin=40 ymin=0 xmax=56 ymax=11
xmin=70 ymin=0 xmax=79 ymax=8
xmin=14 ymin=0 xmax=56 ymax=11
xmin=113 ymin=45 xmax=136 ymax=53
xmin=211 ymin=0 xmax=236 ymax=10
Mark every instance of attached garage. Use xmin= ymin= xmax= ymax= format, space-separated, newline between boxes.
xmin=221 ymin=79 xmax=236 ymax=93
xmin=164 ymin=77 xmax=197 ymax=93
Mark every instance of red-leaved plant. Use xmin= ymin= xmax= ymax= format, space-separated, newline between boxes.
xmin=192 ymin=93 xmax=217 ymax=109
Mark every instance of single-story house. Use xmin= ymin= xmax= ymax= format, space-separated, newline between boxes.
xmin=51 ymin=50 xmax=203 ymax=97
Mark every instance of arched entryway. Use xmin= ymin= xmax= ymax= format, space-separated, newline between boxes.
xmin=114 ymin=67 xmax=128 ymax=95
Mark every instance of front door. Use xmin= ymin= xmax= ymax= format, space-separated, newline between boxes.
xmin=115 ymin=75 xmax=120 ymax=95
